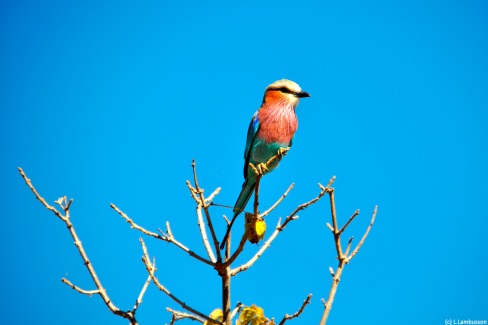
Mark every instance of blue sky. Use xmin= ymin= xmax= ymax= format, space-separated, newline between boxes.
xmin=1 ymin=0 xmax=487 ymax=324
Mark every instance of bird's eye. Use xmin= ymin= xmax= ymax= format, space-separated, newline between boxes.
xmin=278 ymin=87 xmax=292 ymax=94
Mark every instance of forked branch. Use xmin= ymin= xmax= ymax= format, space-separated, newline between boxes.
xmin=139 ymin=238 xmax=221 ymax=325
xmin=187 ymin=160 xmax=222 ymax=262
xmin=166 ymin=307 xmax=205 ymax=324
xmin=18 ymin=167 xmax=141 ymax=325
xmin=230 ymin=176 xmax=336 ymax=275
xmin=319 ymin=183 xmax=378 ymax=325
xmin=111 ymin=203 xmax=214 ymax=266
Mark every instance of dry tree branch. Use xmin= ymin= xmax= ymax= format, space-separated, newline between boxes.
xmin=111 ymin=203 xmax=162 ymax=238
xmin=346 ymin=207 xmax=377 ymax=262
xmin=222 ymin=230 xmax=248 ymax=268
xmin=19 ymin=168 xmax=66 ymax=221
xmin=230 ymin=178 xmax=334 ymax=276
xmin=277 ymin=294 xmax=312 ymax=325
xmin=111 ymin=203 xmax=213 ymax=266
xmin=165 ymin=303 xmax=240 ymax=325
xmin=166 ymin=307 xmax=205 ymax=324
xmin=132 ymin=274 xmax=153 ymax=314
xmin=229 ymin=216 xmax=283 ymax=276
xmin=260 ymin=183 xmax=295 ymax=218
xmin=18 ymin=167 xmax=141 ymax=324
xmin=61 ymin=278 xmax=99 ymax=296
xmin=230 ymin=302 xmax=244 ymax=320
xmin=337 ymin=209 xmax=360 ymax=237
xmin=252 ymin=166 xmax=262 ymax=218
xmin=190 ymin=160 xmax=222 ymax=256
xmin=195 ymin=202 xmax=217 ymax=263
xmin=319 ymin=183 xmax=378 ymax=325
xmin=22 ymin=159 xmax=370 ymax=325
xmin=206 ymin=187 xmax=222 ymax=204
xmin=139 ymin=238 xmax=221 ymax=325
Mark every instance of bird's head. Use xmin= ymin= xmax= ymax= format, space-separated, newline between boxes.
xmin=262 ymin=79 xmax=311 ymax=108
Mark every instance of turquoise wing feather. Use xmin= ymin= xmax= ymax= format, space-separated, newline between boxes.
xmin=243 ymin=111 xmax=260 ymax=178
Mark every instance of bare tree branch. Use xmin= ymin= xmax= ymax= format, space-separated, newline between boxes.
xmin=61 ymin=278 xmax=99 ymax=296
xmin=111 ymin=203 xmax=213 ymax=266
xmin=139 ymin=238 xmax=221 ymax=325
xmin=19 ymin=168 xmax=66 ymax=221
xmin=222 ymin=231 xmax=248 ymax=269
xmin=195 ymin=202 xmax=217 ymax=263
xmin=18 ymin=167 xmax=140 ymax=324
xmin=230 ymin=179 xmax=334 ymax=276
xmin=132 ymin=274 xmax=153 ymax=314
xmin=260 ymin=183 xmax=295 ymax=218
xmin=166 ymin=307 xmax=205 ymax=324
xmin=111 ymin=203 xmax=163 ymax=238
xmin=276 ymin=294 xmax=312 ymax=325
xmin=319 ymin=183 xmax=378 ymax=325
xmin=346 ymin=206 xmax=378 ymax=263
xmin=337 ymin=209 xmax=360 ymax=237
xmin=21 ymin=159 xmax=375 ymax=325
xmin=189 ymin=160 xmax=222 ymax=259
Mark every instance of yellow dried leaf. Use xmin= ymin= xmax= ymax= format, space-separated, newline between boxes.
xmin=255 ymin=219 xmax=266 ymax=240
xmin=245 ymin=213 xmax=266 ymax=244
xmin=238 ymin=305 xmax=268 ymax=325
xmin=204 ymin=308 xmax=223 ymax=325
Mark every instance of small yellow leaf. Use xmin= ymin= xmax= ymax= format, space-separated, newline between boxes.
xmin=255 ymin=219 xmax=266 ymax=241
xmin=245 ymin=213 xmax=266 ymax=244
xmin=238 ymin=305 xmax=268 ymax=325
xmin=204 ymin=309 xmax=223 ymax=325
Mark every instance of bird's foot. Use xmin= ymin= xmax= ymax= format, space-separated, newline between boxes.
xmin=277 ymin=147 xmax=290 ymax=157
xmin=256 ymin=163 xmax=269 ymax=176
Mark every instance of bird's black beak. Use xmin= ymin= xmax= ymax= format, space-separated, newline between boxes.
xmin=297 ymin=90 xmax=311 ymax=98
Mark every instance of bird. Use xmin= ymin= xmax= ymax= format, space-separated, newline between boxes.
xmin=220 ymin=79 xmax=310 ymax=250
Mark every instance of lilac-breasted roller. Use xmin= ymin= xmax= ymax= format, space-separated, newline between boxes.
xmin=220 ymin=79 xmax=310 ymax=250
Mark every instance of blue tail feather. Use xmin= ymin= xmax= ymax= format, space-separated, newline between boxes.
xmin=232 ymin=178 xmax=256 ymax=217
xmin=220 ymin=178 xmax=256 ymax=250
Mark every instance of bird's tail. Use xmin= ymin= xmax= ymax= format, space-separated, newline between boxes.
xmin=220 ymin=179 xmax=256 ymax=250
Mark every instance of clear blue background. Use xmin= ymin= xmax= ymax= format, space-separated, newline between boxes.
xmin=1 ymin=0 xmax=487 ymax=324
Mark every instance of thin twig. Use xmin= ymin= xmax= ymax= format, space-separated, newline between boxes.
xmin=346 ymin=206 xmax=377 ymax=262
xmin=196 ymin=203 xmax=217 ymax=263
xmin=189 ymin=160 xmax=222 ymax=261
xmin=329 ymin=189 xmax=343 ymax=259
xmin=139 ymin=238 xmax=221 ymax=325
xmin=337 ymin=209 xmax=360 ymax=237
xmin=261 ymin=183 xmax=295 ymax=218
xmin=253 ymin=169 xmax=261 ymax=218
xmin=206 ymin=187 xmax=222 ymax=204
xmin=111 ymin=203 xmax=213 ymax=266
xmin=344 ymin=237 xmax=354 ymax=258
xmin=111 ymin=203 xmax=162 ymax=238
xmin=132 ymin=273 xmax=152 ymax=314
xmin=230 ymin=217 xmax=282 ymax=276
xmin=18 ymin=167 xmax=66 ymax=221
xmin=222 ymin=228 xmax=249 ymax=269
xmin=61 ymin=278 xmax=99 ymax=296
xmin=166 ymin=307 xmax=205 ymax=324
xmin=277 ymin=294 xmax=312 ymax=325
